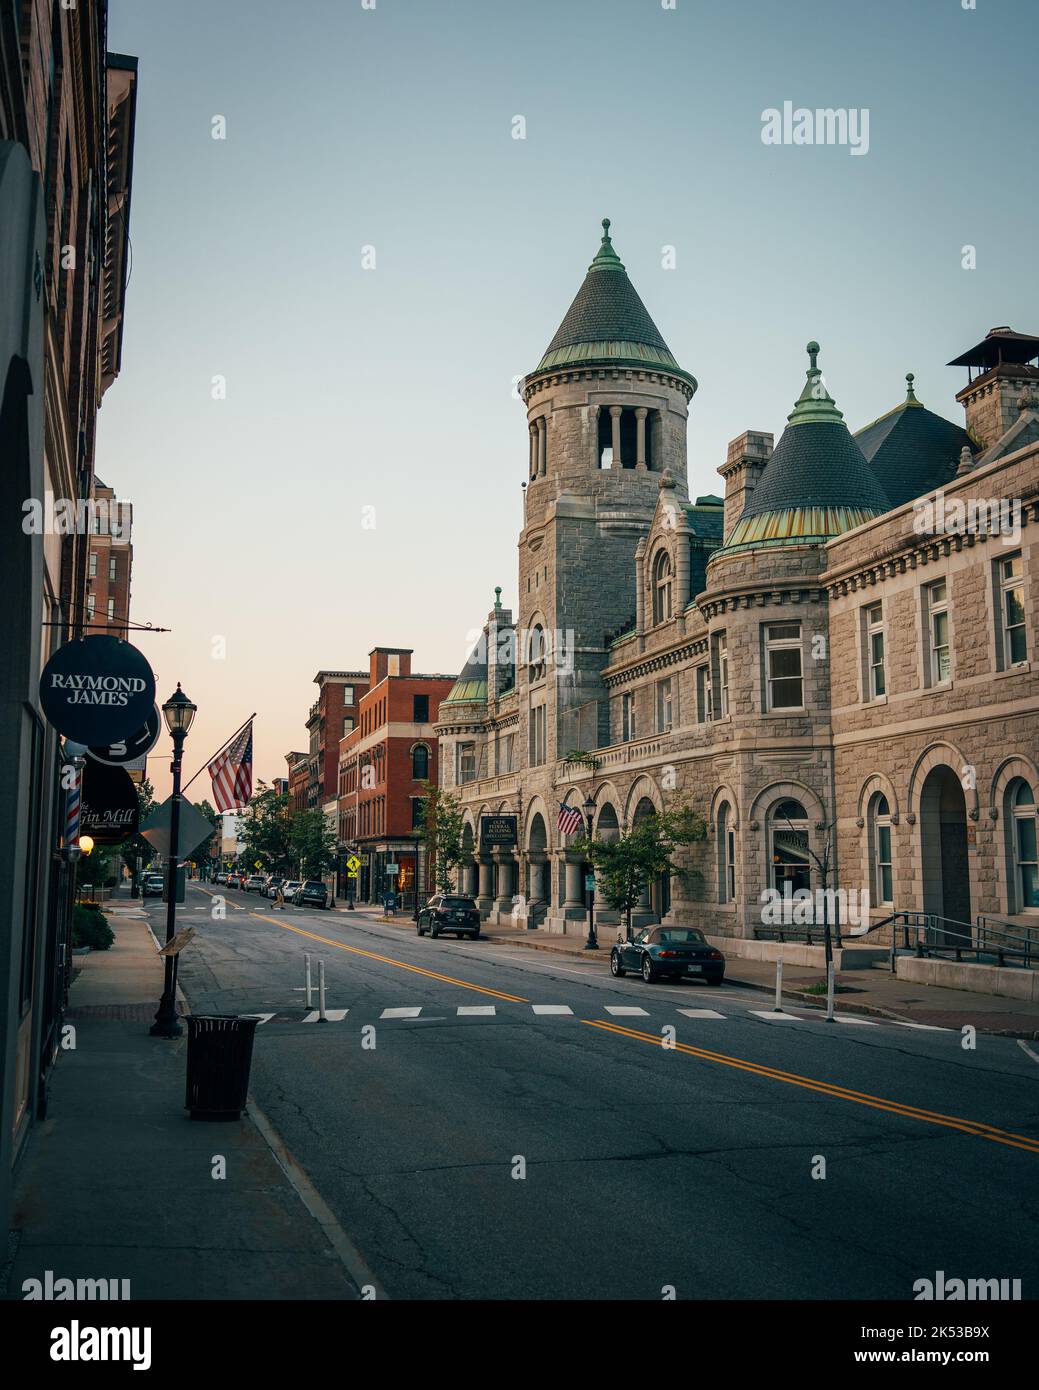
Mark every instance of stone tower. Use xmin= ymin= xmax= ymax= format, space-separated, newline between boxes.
xmin=518 ymin=218 xmax=696 ymax=760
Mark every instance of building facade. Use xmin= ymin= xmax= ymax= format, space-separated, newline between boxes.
xmin=337 ymin=648 xmax=455 ymax=905
xmin=84 ymin=475 xmax=132 ymax=634
xmin=436 ymin=222 xmax=1039 ymax=947
xmin=0 ymin=3 xmax=136 ymax=1233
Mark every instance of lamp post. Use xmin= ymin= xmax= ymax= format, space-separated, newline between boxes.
xmin=583 ymin=794 xmax=598 ymax=950
xmin=150 ymin=683 xmax=197 ymax=1038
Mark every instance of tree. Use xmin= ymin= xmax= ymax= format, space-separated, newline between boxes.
xmin=289 ymin=807 xmax=339 ymax=880
xmin=190 ymin=798 xmax=222 ymax=877
xmin=237 ymin=783 xmax=294 ymax=873
xmin=116 ymin=779 xmax=156 ymax=890
xmin=573 ymin=801 xmax=706 ymax=940
xmin=417 ymin=781 xmax=465 ymax=893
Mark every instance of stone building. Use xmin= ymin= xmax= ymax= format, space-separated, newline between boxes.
xmin=436 ymin=222 xmax=1039 ymax=946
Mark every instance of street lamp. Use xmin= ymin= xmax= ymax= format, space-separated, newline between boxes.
xmin=150 ymin=683 xmax=197 ymax=1038
xmin=583 ymin=794 xmax=598 ymax=950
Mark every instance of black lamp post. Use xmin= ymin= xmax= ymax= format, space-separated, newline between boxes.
xmin=583 ymin=794 xmax=598 ymax=950
xmin=150 ymin=683 xmax=197 ymax=1038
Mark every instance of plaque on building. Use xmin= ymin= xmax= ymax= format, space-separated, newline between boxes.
xmin=480 ymin=814 xmax=517 ymax=848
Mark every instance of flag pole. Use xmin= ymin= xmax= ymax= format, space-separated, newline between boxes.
xmin=181 ymin=713 xmax=256 ymax=797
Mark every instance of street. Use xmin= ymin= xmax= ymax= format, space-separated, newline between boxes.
xmin=156 ymin=884 xmax=1039 ymax=1301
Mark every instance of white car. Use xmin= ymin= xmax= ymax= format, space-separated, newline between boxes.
xmin=280 ymin=880 xmax=301 ymax=902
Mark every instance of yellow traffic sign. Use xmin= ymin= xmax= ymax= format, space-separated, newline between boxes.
xmin=347 ymin=855 xmax=361 ymax=872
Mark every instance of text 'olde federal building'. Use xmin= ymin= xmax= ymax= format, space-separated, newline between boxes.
xmin=436 ymin=220 xmax=1039 ymax=940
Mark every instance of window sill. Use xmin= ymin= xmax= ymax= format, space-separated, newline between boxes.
xmin=922 ymin=681 xmax=953 ymax=695
xmin=995 ymin=662 xmax=1032 ymax=679
xmin=862 ymin=694 xmax=888 ymax=708
xmin=765 ymin=707 xmax=807 ymax=716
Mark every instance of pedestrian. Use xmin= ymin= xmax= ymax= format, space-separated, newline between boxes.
xmin=274 ymin=882 xmax=285 ymax=911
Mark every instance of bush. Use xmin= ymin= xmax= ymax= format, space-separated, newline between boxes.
xmin=72 ymin=904 xmax=114 ymax=951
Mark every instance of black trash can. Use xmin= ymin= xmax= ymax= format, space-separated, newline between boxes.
xmin=184 ymin=1015 xmax=259 ymax=1120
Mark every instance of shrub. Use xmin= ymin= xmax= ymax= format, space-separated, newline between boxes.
xmin=72 ymin=904 xmax=114 ymax=951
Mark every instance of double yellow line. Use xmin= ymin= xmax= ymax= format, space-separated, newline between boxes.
xmin=585 ymin=1020 xmax=1039 ymax=1155
xmin=251 ymin=912 xmax=529 ymax=1003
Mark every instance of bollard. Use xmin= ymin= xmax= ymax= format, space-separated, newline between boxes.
xmin=318 ymin=959 xmax=327 ymax=1022
xmin=305 ymin=952 xmax=313 ymax=1009
xmin=774 ymin=958 xmax=784 ymax=1013
xmin=825 ymin=960 xmax=836 ymax=1022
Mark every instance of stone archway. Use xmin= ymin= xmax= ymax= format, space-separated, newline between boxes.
xmin=919 ymin=765 xmax=971 ymax=941
xmin=633 ymin=795 xmax=670 ymax=921
xmin=460 ymin=820 xmax=476 ymax=897
xmin=526 ymin=811 xmax=549 ymax=924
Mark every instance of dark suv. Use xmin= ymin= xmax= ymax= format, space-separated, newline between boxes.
xmin=293 ymin=880 xmax=330 ymax=909
xmin=417 ymin=895 xmax=481 ymax=940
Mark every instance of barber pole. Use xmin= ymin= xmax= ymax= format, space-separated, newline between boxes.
xmin=65 ymin=765 xmax=81 ymax=849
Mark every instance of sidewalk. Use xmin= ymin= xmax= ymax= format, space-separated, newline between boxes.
xmin=372 ymin=912 xmax=1039 ymax=1038
xmin=4 ymin=894 xmax=362 ymax=1301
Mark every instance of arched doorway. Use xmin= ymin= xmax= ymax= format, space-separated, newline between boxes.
xmin=633 ymin=797 xmax=670 ymax=919
xmin=526 ymin=812 xmax=548 ymax=923
xmin=460 ymin=822 xmax=476 ymax=896
xmin=920 ymin=766 xmax=971 ymax=939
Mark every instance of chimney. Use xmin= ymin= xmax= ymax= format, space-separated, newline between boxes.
xmin=950 ymin=326 xmax=1039 ymax=452
xmin=719 ymin=431 xmax=773 ymax=540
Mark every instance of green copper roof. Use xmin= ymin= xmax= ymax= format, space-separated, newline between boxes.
xmin=533 ymin=219 xmax=695 ymax=386
xmin=785 ymin=341 xmax=846 ymax=426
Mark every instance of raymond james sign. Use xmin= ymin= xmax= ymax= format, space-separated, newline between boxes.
xmin=39 ymin=635 xmax=155 ymax=746
xmin=480 ymin=815 xmax=517 ymax=848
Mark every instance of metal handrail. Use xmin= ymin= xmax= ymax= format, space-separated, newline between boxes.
xmin=889 ymin=911 xmax=1037 ymax=971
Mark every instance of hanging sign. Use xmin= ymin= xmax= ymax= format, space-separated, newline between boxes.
xmin=80 ymin=760 xmax=140 ymax=845
xmin=39 ymin=635 xmax=155 ymax=745
xmin=87 ymin=704 xmax=161 ymax=766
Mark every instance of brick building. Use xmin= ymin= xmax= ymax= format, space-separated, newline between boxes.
xmin=85 ymin=475 xmax=132 ymax=634
xmin=305 ymin=670 xmax=367 ymax=810
xmin=437 ymin=221 xmax=1039 ymax=952
xmin=0 ymin=5 xmax=137 ymax=1234
xmin=285 ymin=751 xmax=309 ymax=814
xmin=337 ymin=648 xmax=455 ymax=905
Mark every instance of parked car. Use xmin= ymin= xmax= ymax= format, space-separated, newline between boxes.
xmin=228 ymin=873 xmax=245 ymax=890
xmin=293 ymin=880 xmax=330 ymax=909
xmin=244 ymin=875 xmax=265 ymax=893
xmin=142 ymin=873 xmax=165 ymax=898
xmin=264 ymin=876 xmax=284 ymax=899
xmin=611 ymin=926 xmax=725 ymax=984
xmin=417 ymin=894 xmax=481 ymax=940
xmin=280 ymin=880 xmax=301 ymax=903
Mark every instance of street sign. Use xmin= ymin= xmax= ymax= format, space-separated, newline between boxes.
xmin=346 ymin=855 xmax=360 ymax=872
xmin=80 ymin=761 xmax=139 ymax=844
xmin=39 ymin=635 xmax=155 ymax=746
xmin=140 ymin=797 xmax=216 ymax=859
xmin=386 ymin=863 xmax=399 ymax=875
xmin=584 ymin=874 xmax=596 ymax=892
xmin=254 ymin=860 xmax=262 ymax=869
xmin=480 ymin=814 xmax=517 ymax=848
xmin=157 ymin=926 xmax=196 ymax=958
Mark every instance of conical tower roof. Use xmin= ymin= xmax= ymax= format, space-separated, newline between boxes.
xmin=533 ymin=219 xmax=695 ymax=386
xmin=724 ymin=342 xmax=890 ymax=550
xmin=854 ymin=373 xmax=973 ymax=508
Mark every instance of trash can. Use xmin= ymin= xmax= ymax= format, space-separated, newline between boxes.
xmin=184 ymin=1015 xmax=259 ymax=1120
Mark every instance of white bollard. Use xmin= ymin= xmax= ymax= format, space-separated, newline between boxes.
xmin=826 ymin=960 xmax=836 ymax=1022
xmin=774 ymin=958 xmax=784 ymax=1013
xmin=318 ymin=959 xmax=327 ymax=1022
xmin=305 ymin=952 xmax=313 ymax=1009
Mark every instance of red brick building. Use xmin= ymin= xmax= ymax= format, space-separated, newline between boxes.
xmin=306 ymin=670 xmax=368 ymax=809
xmin=85 ymin=476 xmax=132 ymax=634
xmin=285 ymin=752 xmax=309 ymax=814
xmin=337 ymin=648 xmax=455 ymax=904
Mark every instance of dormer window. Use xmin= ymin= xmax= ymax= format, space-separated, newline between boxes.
xmin=652 ymin=550 xmax=673 ymax=624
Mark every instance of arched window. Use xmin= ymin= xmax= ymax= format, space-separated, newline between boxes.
xmin=769 ymin=799 xmax=810 ymax=894
xmin=718 ymin=803 xmax=736 ymax=903
xmin=411 ymin=744 xmax=429 ymax=781
xmin=528 ymin=624 xmax=546 ymax=683
xmin=652 ymin=549 xmax=673 ymax=625
xmin=870 ymin=793 xmax=893 ymax=905
xmin=1010 ymin=781 xmax=1038 ymax=911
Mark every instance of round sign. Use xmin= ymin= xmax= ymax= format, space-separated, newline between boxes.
xmin=80 ymin=760 xmax=140 ymax=845
xmin=87 ymin=704 xmax=161 ymax=766
xmin=39 ymin=636 xmax=156 ymax=746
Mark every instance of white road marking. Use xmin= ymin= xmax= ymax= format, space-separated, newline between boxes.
xmin=834 ymin=1015 xmax=878 ymax=1026
xmin=244 ymin=1013 xmax=276 ymax=1025
xmin=381 ymin=1007 xmax=421 ymax=1019
xmin=531 ymin=1004 xmax=573 ymax=1015
xmin=1018 ymin=1038 xmax=1039 ymax=1067
xmin=605 ymin=1006 xmax=650 ymax=1016
xmin=891 ymin=1020 xmax=947 ymax=1032
xmin=749 ymin=1010 xmax=799 ymax=1021
xmin=323 ymin=1009 xmax=350 ymax=1022
xmin=301 ymin=1011 xmax=319 ymax=1023
xmin=677 ymin=1008 xmax=725 ymax=1019
xmin=457 ymin=1006 xmax=496 ymax=1016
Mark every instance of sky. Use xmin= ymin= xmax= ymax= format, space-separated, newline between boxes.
xmin=100 ymin=0 xmax=1039 ymax=799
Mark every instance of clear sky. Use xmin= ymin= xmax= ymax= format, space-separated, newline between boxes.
xmin=101 ymin=0 xmax=1038 ymax=798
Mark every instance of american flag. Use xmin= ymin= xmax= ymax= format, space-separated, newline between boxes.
xmin=208 ymin=721 xmax=253 ymax=812
xmin=557 ymin=800 xmax=583 ymax=837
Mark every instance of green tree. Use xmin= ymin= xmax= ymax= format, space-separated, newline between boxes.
xmin=289 ymin=807 xmax=339 ymax=880
xmin=417 ymin=781 xmax=465 ymax=892
xmin=573 ymin=801 xmax=706 ymax=940
xmin=237 ymin=783 xmax=294 ymax=873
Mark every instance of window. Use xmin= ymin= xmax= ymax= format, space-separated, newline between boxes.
xmin=696 ymin=665 xmax=712 ymax=723
xmin=718 ymin=803 xmax=736 ymax=903
xmin=86 ymin=595 xmax=95 ymax=620
xmin=655 ymin=677 xmax=673 ymax=733
xmin=109 ymin=555 xmax=117 ymax=581
xmin=411 ymin=797 xmax=425 ymax=831
xmin=864 ymin=603 xmax=885 ymax=699
xmin=529 ymin=703 xmax=546 ymax=766
xmin=770 ymin=799 xmax=811 ymax=894
xmin=411 ymin=744 xmax=429 ymax=780
xmin=621 ymin=692 xmax=636 ymax=742
xmin=998 ymin=555 xmax=1027 ymax=668
xmin=107 ymin=598 xmax=115 ymax=620
xmin=528 ymin=625 xmax=546 ymax=683
xmin=413 ymin=694 xmax=429 ymax=722
xmin=871 ymin=793 xmax=893 ymax=905
xmin=652 ymin=549 xmax=673 ymax=625
xmin=498 ymin=732 xmax=515 ymax=773
xmin=88 ymin=552 xmax=97 ymax=578
xmin=925 ymin=580 xmax=951 ymax=685
xmin=457 ymin=743 xmax=476 ymax=784
xmin=343 ymin=718 xmax=354 ymax=736
xmin=343 ymin=686 xmax=355 ymax=704
xmin=1011 ymin=781 xmax=1039 ymax=911
xmin=712 ymin=631 xmax=729 ymax=717
xmin=765 ymin=622 xmax=803 ymax=710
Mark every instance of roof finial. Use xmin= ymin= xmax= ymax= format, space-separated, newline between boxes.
xmin=905 ymin=371 xmax=920 ymax=405
xmin=588 ymin=216 xmax=624 ymax=273
xmin=786 ymin=339 xmax=845 ymax=426
xmin=807 ymin=340 xmax=820 ymax=374
xmin=494 ymin=586 xmax=502 ymax=610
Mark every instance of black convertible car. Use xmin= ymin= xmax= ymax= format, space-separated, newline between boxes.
xmin=610 ymin=926 xmax=725 ymax=985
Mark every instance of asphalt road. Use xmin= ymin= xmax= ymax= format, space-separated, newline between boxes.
xmin=152 ymin=884 xmax=1039 ymax=1301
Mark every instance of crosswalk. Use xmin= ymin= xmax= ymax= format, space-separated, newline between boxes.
xmin=246 ymin=1002 xmax=947 ymax=1032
